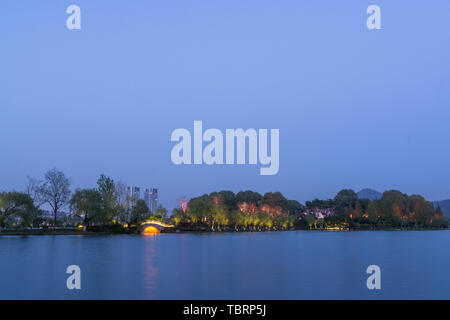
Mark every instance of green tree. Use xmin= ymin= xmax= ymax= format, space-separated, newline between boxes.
xmin=408 ymin=195 xmax=434 ymax=226
xmin=154 ymin=204 xmax=169 ymax=221
xmin=97 ymin=174 xmax=119 ymax=223
xmin=236 ymin=190 xmax=263 ymax=205
xmin=130 ymin=199 xmax=149 ymax=226
xmin=209 ymin=191 xmax=236 ymax=211
xmin=262 ymin=192 xmax=288 ymax=211
xmin=171 ymin=208 xmax=184 ymax=225
xmin=353 ymin=201 xmax=362 ymax=219
xmin=286 ymin=200 xmax=304 ymax=215
xmin=70 ymin=188 xmax=103 ymax=230
xmin=367 ymin=201 xmax=378 ymax=225
xmin=436 ymin=205 xmax=444 ymax=219
xmin=0 ymin=192 xmax=37 ymax=230
xmin=303 ymin=214 xmax=315 ymax=229
xmin=211 ymin=206 xmax=229 ymax=230
xmin=188 ymin=195 xmax=212 ymax=224
xmin=334 ymin=189 xmax=358 ymax=214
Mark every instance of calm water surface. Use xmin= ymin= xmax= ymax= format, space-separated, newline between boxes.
xmin=0 ymin=231 xmax=449 ymax=299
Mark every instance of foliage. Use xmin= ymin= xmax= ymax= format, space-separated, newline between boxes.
xmin=97 ymin=174 xmax=120 ymax=222
xmin=130 ymin=199 xmax=149 ymax=225
xmin=0 ymin=192 xmax=38 ymax=230
xmin=171 ymin=188 xmax=448 ymax=231
xmin=70 ymin=188 xmax=103 ymax=229
xmin=173 ymin=190 xmax=299 ymax=231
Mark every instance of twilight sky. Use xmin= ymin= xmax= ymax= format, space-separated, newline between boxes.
xmin=1 ymin=1 xmax=449 ymax=210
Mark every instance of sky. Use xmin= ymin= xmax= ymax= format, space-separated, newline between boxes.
xmin=1 ymin=1 xmax=450 ymax=210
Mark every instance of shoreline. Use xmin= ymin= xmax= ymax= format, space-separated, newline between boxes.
xmin=1 ymin=227 xmax=448 ymax=236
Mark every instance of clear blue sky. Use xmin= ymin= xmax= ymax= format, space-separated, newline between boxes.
xmin=1 ymin=1 xmax=449 ymax=210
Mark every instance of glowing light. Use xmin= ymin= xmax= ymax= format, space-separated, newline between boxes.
xmin=179 ymin=199 xmax=188 ymax=213
xmin=141 ymin=220 xmax=174 ymax=228
xmin=144 ymin=226 xmax=160 ymax=234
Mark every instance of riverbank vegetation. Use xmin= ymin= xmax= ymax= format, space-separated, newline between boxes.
xmin=0 ymin=168 xmax=448 ymax=234
xmin=0 ymin=168 xmax=168 ymax=234
xmin=171 ymin=189 xmax=448 ymax=231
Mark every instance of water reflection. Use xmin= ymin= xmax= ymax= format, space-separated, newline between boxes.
xmin=1 ymin=231 xmax=450 ymax=299
xmin=142 ymin=234 xmax=159 ymax=299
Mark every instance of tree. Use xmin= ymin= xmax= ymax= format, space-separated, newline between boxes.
xmin=38 ymin=168 xmax=71 ymax=226
xmin=236 ymin=190 xmax=263 ymax=205
xmin=262 ymin=192 xmax=288 ymax=211
xmin=353 ymin=201 xmax=362 ymax=219
xmin=303 ymin=214 xmax=315 ymax=229
xmin=97 ymin=174 xmax=119 ymax=223
xmin=382 ymin=190 xmax=408 ymax=219
xmin=210 ymin=191 xmax=236 ymax=211
xmin=211 ymin=206 xmax=229 ymax=230
xmin=334 ymin=189 xmax=358 ymax=215
xmin=70 ymin=189 xmax=102 ymax=230
xmin=382 ymin=190 xmax=408 ymax=209
xmin=367 ymin=201 xmax=378 ymax=225
xmin=171 ymin=208 xmax=184 ymax=225
xmin=154 ymin=204 xmax=168 ymax=221
xmin=286 ymin=200 xmax=304 ymax=215
xmin=188 ymin=195 xmax=212 ymax=224
xmin=0 ymin=192 xmax=37 ymax=231
xmin=436 ymin=205 xmax=444 ymax=219
xmin=130 ymin=200 xmax=149 ymax=226
xmin=408 ymin=195 xmax=434 ymax=226
xmin=25 ymin=176 xmax=44 ymax=207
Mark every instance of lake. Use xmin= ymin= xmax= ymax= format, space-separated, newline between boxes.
xmin=0 ymin=231 xmax=449 ymax=299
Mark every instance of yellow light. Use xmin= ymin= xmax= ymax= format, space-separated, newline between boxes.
xmin=144 ymin=226 xmax=160 ymax=234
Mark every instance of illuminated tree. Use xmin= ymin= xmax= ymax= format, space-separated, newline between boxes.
xmin=70 ymin=188 xmax=102 ymax=230
xmin=97 ymin=174 xmax=119 ymax=223
xmin=154 ymin=204 xmax=169 ymax=221
xmin=0 ymin=192 xmax=37 ymax=230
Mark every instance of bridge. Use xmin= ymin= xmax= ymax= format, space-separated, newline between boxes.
xmin=141 ymin=220 xmax=174 ymax=234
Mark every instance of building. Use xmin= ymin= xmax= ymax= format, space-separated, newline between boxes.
xmin=125 ymin=186 xmax=158 ymax=213
xmin=126 ymin=186 xmax=141 ymax=208
xmin=144 ymin=188 xmax=158 ymax=214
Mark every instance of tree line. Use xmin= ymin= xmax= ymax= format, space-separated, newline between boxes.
xmin=1 ymin=169 xmax=447 ymax=232
xmin=0 ymin=168 xmax=168 ymax=232
xmin=171 ymin=191 xmax=301 ymax=231
xmin=170 ymin=189 xmax=448 ymax=231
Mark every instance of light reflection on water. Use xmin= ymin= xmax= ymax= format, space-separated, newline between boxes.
xmin=142 ymin=234 xmax=158 ymax=299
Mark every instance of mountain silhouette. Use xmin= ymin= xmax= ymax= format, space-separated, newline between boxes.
xmin=433 ymin=200 xmax=450 ymax=218
xmin=357 ymin=188 xmax=382 ymax=201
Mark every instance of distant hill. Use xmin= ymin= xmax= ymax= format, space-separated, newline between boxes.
xmin=433 ymin=200 xmax=450 ymax=218
xmin=357 ymin=188 xmax=382 ymax=201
